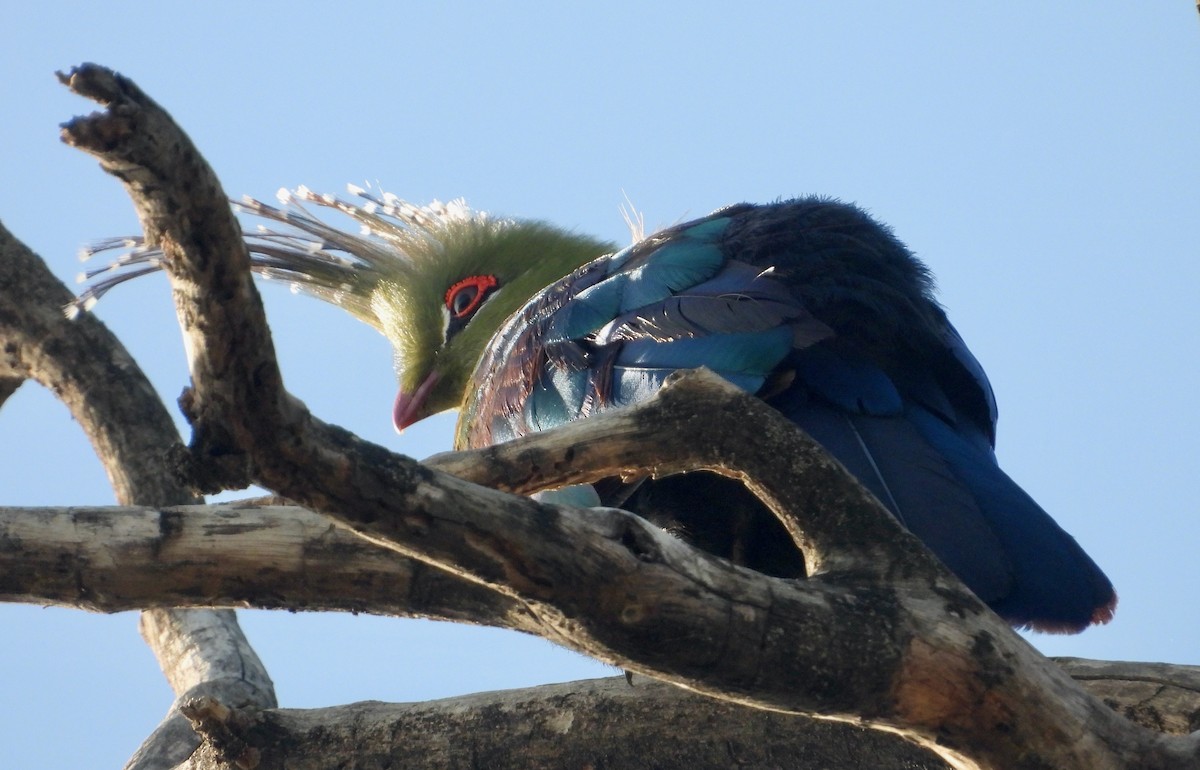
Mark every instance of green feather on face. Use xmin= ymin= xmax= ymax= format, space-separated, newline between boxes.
xmin=71 ymin=185 xmax=615 ymax=430
xmin=365 ymin=213 xmax=616 ymax=427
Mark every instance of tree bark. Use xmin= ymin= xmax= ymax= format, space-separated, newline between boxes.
xmin=168 ymin=671 xmax=1200 ymax=770
xmin=55 ymin=60 xmax=1200 ymax=770
xmin=0 ymin=502 xmax=536 ymax=629
xmin=0 ymin=212 xmax=276 ymax=769
xmin=2 ymin=500 xmax=1198 ymax=764
xmin=0 ymin=61 xmax=1194 ymax=770
xmin=177 ymin=677 xmax=952 ymax=770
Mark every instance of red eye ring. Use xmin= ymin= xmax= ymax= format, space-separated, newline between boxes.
xmin=445 ymin=274 xmax=499 ymax=320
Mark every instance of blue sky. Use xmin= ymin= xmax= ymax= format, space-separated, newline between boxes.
xmin=2 ymin=5 xmax=1198 ymax=768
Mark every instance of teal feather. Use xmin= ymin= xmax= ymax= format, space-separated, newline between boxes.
xmin=616 ymin=328 xmax=793 ymax=377
xmin=545 ymin=274 xmax=629 ymax=342
xmin=619 ymin=240 xmax=725 ymax=310
xmin=462 ymin=198 xmax=1116 ymax=634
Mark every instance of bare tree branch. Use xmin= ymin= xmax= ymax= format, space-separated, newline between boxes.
xmin=0 ymin=212 xmax=275 ymax=769
xmin=54 ymin=62 xmax=1200 ymax=769
xmin=129 ymin=610 xmax=275 ymax=770
xmin=168 ymin=671 xmax=1200 ymax=770
xmin=2 ymin=499 xmax=1197 ymax=742
xmin=1055 ymin=658 xmax=1200 ymax=736
xmin=0 ymin=217 xmax=183 ymax=505
xmin=0 ymin=502 xmax=537 ymax=629
xmin=176 ymin=678 xmax=949 ymax=770
xmin=0 ymin=374 xmax=22 ymax=411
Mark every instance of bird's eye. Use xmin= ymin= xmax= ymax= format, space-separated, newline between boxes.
xmin=445 ymin=275 xmax=499 ymax=320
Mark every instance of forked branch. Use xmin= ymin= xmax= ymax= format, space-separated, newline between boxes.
xmin=55 ymin=62 xmax=1199 ymax=769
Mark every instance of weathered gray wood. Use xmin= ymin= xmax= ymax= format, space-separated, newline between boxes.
xmin=168 ymin=673 xmax=1200 ymax=770
xmin=1056 ymin=658 xmax=1200 ymax=736
xmin=2 ymin=500 xmax=1198 ymax=766
xmin=0 ymin=214 xmax=276 ymax=770
xmin=55 ymin=62 xmax=1200 ymax=769
xmin=180 ymin=677 xmax=951 ymax=770
xmin=0 ymin=503 xmax=537 ymax=629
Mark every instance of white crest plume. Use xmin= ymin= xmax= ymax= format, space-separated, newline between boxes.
xmin=66 ymin=184 xmax=495 ymax=329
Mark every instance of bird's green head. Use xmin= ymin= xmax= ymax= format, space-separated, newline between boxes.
xmin=241 ymin=187 xmax=613 ymax=431
xmin=72 ymin=185 xmax=614 ymax=430
xmin=368 ymin=213 xmax=614 ymax=430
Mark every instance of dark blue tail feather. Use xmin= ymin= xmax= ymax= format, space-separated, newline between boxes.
xmin=907 ymin=407 xmax=1116 ymax=631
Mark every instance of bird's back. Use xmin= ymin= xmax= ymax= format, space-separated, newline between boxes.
xmin=459 ymin=198 xmax=1116 ymax=633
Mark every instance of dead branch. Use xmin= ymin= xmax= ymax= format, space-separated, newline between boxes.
xmin=175 ymin=677 xmax=948 ymax=770
xmin=0 ymin=213 xmax=275 ymax=769
xmin=167 ymin=670 xmax=1200 ymax=770
xmin=54 ymin=62 xmax=1200 ymax=769
xmin=1 ymin=499 xmax=1197 ymax=742
xmin=0 ymin=502 xmax=537 ymax=629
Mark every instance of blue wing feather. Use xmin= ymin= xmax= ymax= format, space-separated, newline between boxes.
xmin=619 ymin=240 xmax=726 ymax=309
xmin=941 ymin=322 xmax=999 ymax=445
xmin=617 ymin=328 xmax=794 ymax=376
xmin=790 ymin=346 xmax=904 ymax=415
xmin=461 ymin=197 xmax=1116 ymax=632
xmin=611 ymin=366 xmax=767 ymax=406
xmin=778 ymin=399 xmax=1015 ymax=602
xmin=544 ymin=275 xmax=628 ymax=343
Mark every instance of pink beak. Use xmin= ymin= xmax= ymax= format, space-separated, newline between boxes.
xmin=393 ymin=370 xmax=441 ymax=433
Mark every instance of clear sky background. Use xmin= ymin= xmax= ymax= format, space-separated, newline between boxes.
xmin=2 ymin=5 xmax=1198 ymax=768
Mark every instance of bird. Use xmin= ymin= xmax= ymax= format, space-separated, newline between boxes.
xmin=74 ymin=185 xmax=1116 ymax=633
